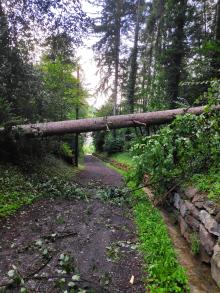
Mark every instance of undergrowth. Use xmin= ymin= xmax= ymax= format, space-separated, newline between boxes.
xmin=96 ymin=186 xmax=131 ymax=206
xmin=192 ymin=169 xmax=220 ymax=202
xmin=0 ymin=164 xmax=39 ymax=217
xmin=131 ymin=81 xmax=220 ymax=199
xmin=0 ymin=156 xmax=85 ymax=218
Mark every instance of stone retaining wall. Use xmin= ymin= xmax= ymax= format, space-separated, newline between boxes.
xmin=168 ymin=187 xmax=220 ymax=287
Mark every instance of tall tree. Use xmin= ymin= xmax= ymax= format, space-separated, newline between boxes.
xmin=163 ymin=0 xmax=187 ymax=108
xmin=93 ymin=0 xmax=135 ymax=115
xmin=0 ymin=1 xmax=44 ymax=122
xmin=127 ymin=0 xmax=142 ymax=113
xmin=212 ymin=0 xmax=220 ymax=79
xmin=2 ymin=0 xmax=90 ymax=49
xmin=113 ymin=0 xmax=123 ymax=115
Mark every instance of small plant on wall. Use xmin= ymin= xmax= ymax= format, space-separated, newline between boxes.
xmin=189 ymin=233 xmax=200 ymax=256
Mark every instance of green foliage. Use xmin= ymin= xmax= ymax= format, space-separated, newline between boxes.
xmin=7 ymin=265 xmax=27 ymax=291
xmin=39 ymin=56 xmax=88 ymax=122
xmin=133 ymin=187 xmax=189 ymax=292
xmin=0 ymin=97 xmax=14 ymax=125
xmin=83 ymin=143 xmax=95 ymax=154
xmin=96 ymin=186 xmax=131 ymax=206
xmin=110 ymin=152 xmax=135 ymax=168
xmin=58 ymin=253 xmax=75 ymax=274
xmin=189 ymin=233 xmax=200 ymax=256
xmin=106 ymin=242 xmax=121 ymax=262
xmin=93 ymin=131 xmax=124 ymax=154
xmin=94 ymin=128 xmax=136 ymax=155
xmin=131 ymin=85 xmax=220 ymax=196
xmin=0 ymin=5 xmax=89 ymax=161
xmin=103 ymin=133 xmax=124 ymax=154
xmin=0 ymin=156 xmax=85 ymax=217
xmin=59 ymin=142 xmax=74 ymax=163
xmin=0 ymin=164 xmax=40 ymax=217
xmin=6 ymin=252 xmax=86 ymax=292
xmin=61 ymin=143 xmax=73 ymax=158
xmin=34 ymin=177 xmax=85 ymax=200
xmin=192 ymin=170 xmax=220 ymax=202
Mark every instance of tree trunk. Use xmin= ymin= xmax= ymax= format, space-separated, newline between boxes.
xmin=166 ymin=0 xmax=187 ymax=108
xmin=212 ymin=0 xmax=220 ymax=79
xmin=127 ymin=0 xmax=141 ymax=114
xmin=216 ymin=0 xmax=220 ymax=42
xmin=113 ymin=0 xmax=122 ymax=116
xmin=2 ymin=105 xmax=220 ymax=137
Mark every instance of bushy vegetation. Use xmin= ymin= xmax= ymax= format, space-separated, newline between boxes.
xmin=93 ymin=127 xmax=136 ymax=155
xmin=130 ymin=82 xmax=220 ymax=198
xmin=96 ymin=186 xmax=131 ymax=206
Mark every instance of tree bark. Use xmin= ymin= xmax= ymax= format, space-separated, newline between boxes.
xmin=127 ymin=0 xmax=141 ymax=113
xmin=1 ymin=105 xmax=220 ymax=137
xmin=166 ymin=0 xmax=187 ymax=108
xmin=212 ymin=0 xmax=220 ymax=79
xmin=113 ymin=0 xmax=122 ymax=116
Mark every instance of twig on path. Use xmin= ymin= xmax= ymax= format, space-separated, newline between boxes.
xmin=26 ymin=254 xmax=54 ymax=279
xmin=43 ymin=231 xmax=78 ymax=240
xmin=18 ymin=231 xmax=78 ymax=254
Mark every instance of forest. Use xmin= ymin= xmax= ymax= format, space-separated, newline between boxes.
xmin=0 ymin=0 xmax=220 ymax=292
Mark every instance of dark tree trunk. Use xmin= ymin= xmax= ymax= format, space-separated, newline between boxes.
xmin=166 ymin=0 xmax=187 ymax=108
xmin=212 ymin=0 xmax=220 ymax=79
xmin=127 ymin=0 xmax=141 ymax=114
xmin=113 ymin=0 xmax=122 ymax=116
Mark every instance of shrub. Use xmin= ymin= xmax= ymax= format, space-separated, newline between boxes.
xmin=131 ymin=84 xmax=220 ymax=196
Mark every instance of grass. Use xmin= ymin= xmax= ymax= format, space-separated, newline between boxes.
xmin=105 ymin=151 xmax=189 ymax=292
xmin=131 ymin=182 xmax=189 ymax=292
xmin=0 ymin=155 xmax=84 ymax=218
xmin=189 ymin=232 xmax=200 ymax=256
xmin=191 ymin=169 xmax=220 ymax=203
xmin=110 ymin=152 xmax=135 ymax=168
xmin=104 ymin=161 xmax=128 ymax=177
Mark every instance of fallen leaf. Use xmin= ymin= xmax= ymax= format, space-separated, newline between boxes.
xmin=130 ymin=275 xmax=134 ymax=285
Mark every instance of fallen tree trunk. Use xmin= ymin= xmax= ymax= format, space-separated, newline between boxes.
xmin=1 ymin=105 xmax=219 ymax=137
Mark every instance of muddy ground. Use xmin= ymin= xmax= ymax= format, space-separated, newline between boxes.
xmin=0 ymin=156 xmax=145 ymax=292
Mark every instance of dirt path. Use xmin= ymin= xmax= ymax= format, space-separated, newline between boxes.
xmin=0 ymin=156 xmax=144 ymax=292
xmin=74 ymin=155 xmax=124 ymax=187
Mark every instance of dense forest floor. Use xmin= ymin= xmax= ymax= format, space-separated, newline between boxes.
xmin=0 ymin=156 xmax=144 ymax=293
